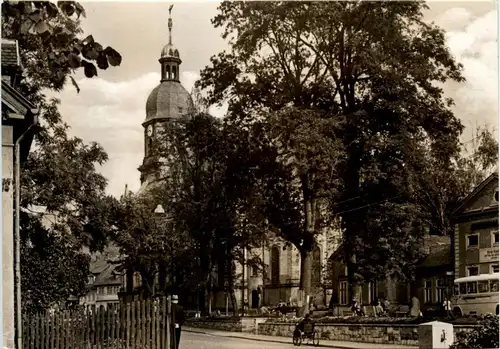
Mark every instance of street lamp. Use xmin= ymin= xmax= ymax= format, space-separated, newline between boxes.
xmin=154 ymin=204 xmax=165 ymax=214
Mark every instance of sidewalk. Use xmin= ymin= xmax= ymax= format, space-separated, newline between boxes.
xmin=183 ymin=327 xmax=418 ymax=349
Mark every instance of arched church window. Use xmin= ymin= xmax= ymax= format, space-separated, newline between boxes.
xmin=148 ymin=138 xmax=153 ymax=156
xmin=172 ymin=66 xmax=177 ymax=80
xmin=271 ymin=246 xmax=280 ymax=286
xmin=312 ymin=244 xmax=321 ymax=286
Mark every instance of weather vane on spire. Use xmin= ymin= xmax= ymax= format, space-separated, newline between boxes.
xmin=168 ymin=4 xmax=174 ymax=45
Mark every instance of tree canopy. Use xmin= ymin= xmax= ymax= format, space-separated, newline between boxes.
xmin=2 ymin=0 xmax=123 ymax=312
xmin=2 ymin=1 xmax=122 ymax=93
xmin=198 ymin=0 xmax=467 ymax=303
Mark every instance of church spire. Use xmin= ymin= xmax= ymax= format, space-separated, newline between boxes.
xmin=168 ymin=5 xmax=173 ymax=45
xmin=159 ymin=4 xmax=181 ymax=82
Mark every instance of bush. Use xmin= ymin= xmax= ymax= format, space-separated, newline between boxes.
xmin=449 ymin=314 xmax=499 ymax=349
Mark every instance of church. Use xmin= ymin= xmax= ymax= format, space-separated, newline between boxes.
xmin=128 ymin=8 xmax=342 ymax=312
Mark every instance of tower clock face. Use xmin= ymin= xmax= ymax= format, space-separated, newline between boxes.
xmin=147 ymin=125 xmax=153 ymax=137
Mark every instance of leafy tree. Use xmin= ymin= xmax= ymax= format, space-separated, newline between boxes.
xmin=20 ymin=214 xmax=91 ymax=315
xmin=146 ymin=112 xmax=268 ymax=312
xmin=2 ymin=0 xmax=122 ymax=92
xmin=2 ymin=1 xmax=123 ymax=311
xmin=113 ymin=193 xmax=196 ymax=298
xmin=415 ymin=125 xmax=498 ymax=238
xmin=20 ymin=98 xmax=120 ymax=312
xmin=198 ymin=1 xmax=465 ymax=303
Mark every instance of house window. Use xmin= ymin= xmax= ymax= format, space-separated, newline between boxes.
xmin=436 ymin=278 xmax=446 ymax=303
xmin=467 ymin=265 xmax=479 ymax=276
xmin=251 ymin=265 xmax=259 ymax=277
xmin=344 ymin=266 xmax=348 ymax=276
xmin=491 ymin=264 xmax=499 ymax=274
xmin=492 ymin=231 xmax=499 ymax=246
xmin=339 ymin=281 xmax=348 ymax=305
xmin=467 ymin=234 xmax=479 ymax=248
xmin=271 ymin=246 xmax=280 ymax=285
xmin=368 ymin=281 xmax=377 ymax=304
xmin=424 ymin=280 xmax=432 ymax=304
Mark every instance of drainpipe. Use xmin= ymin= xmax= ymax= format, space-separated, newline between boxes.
xmin=14 ymin=113 xmax=38 ymax=349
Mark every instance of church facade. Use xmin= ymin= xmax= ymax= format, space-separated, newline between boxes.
xmin=133 ymin=9 xmax=341 ymax=312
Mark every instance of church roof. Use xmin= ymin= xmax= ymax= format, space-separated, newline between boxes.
xmin=143 ymin=6 xmax=193 ymax=123
xmin=145 ymin=80 xmax=194 ymax=123
xmin=160 ymin=43 xmax=180 ymax=60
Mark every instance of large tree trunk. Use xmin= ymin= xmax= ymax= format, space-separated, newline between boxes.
xmin=341 ymin=147 xmax=362 ymax=304
xmin=298 ymin=249 xmax=313 ymax=317
xmin=298 ymin=193 xmax=316 ymax=317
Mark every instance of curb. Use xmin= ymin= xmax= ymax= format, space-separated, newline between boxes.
xmin=183 ymin=328 xmax=396 ymax=349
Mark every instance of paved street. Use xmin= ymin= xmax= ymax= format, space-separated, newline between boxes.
xmin=180 ymin=328 xmax=417 ymax=349
xmin=180 ymin=331 xmax=294 ymax=349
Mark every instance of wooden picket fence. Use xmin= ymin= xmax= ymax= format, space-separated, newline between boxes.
xmin=22 ymin=298 xmax=171 ymax=349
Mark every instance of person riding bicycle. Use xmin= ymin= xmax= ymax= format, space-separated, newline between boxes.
xmin=296 ymin=312 xmax=314 ymax=334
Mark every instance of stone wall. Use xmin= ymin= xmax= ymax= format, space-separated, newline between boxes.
xmin=186 ymin=316 xmax=272 ymax=333
xmin=187 ymin=318 xmax=243 ymax=332
xmin=257 ymin=322 xmax=479 ymax=346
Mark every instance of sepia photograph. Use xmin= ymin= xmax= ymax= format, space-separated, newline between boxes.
xmin=1 ymin=1 xmax=498 ymax=348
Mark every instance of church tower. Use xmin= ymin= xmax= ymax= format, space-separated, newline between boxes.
xmin=138 ymin=6 xmax=194 ymax=192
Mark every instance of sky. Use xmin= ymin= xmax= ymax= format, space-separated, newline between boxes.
xmin=51 ymin=1 xmax=499 ymax=198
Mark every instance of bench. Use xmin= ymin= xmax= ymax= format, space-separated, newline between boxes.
xmin=342 ymin=310 xmax=354 ymax=317
xmin=364 ymin=306 xmax=377 ymax=317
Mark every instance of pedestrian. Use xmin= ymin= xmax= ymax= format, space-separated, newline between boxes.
xmin=443 ymin=298 xmax=452 ymax=318
xmin=375 ymin=300 xmax=385 ymax=317
xmin=170 ymin=294 xmax=185 ymax=349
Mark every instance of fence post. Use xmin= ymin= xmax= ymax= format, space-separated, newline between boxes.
xmin=140 ymin=300 xmax=146 ymax=348
xmin=167 ymin=296 xmax=171 ymax=349
xmin=151 ymin=300 xmax=156 ymax=349
xmin=126 ymin=302 xmax=131 ymax=349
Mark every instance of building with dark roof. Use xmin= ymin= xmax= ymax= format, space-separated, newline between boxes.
xmin=327 ymin=234 xmax=453 ymax=314
xmin=69 ymin=245 xmax=123 ymax=309
xmin=2 ymin=38 xmax=38 ymax=348
xmin=453 ymin=172 xmax=499 ymax=278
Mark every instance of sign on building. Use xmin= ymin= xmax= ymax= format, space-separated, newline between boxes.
xmin=479 ymin=247 xmax=499 ymax=263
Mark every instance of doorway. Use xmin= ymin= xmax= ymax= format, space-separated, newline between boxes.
xmin=251 ymin=290 xmax=260 ymax=309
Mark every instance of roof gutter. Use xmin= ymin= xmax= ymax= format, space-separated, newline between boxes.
xmin=14 ymin=111 xmax=38 ymax=349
